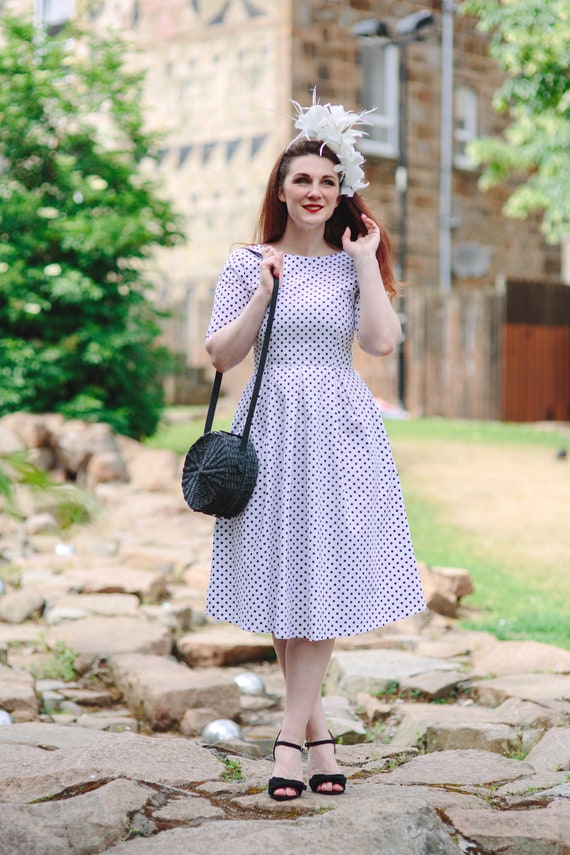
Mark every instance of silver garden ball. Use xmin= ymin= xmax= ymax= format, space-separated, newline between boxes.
xmin=233 ymin=671 xmax=265 ymax=696
xmin=201 ymin=719 xmax=242 ymax=744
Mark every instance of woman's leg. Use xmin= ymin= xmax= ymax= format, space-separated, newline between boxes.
xmin=271 ymin=636 xmax=338 ymax=797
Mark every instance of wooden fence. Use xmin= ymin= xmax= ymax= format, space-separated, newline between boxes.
xmin=355 ymin=286 xmax=504 ymax=419
xmin=354 ymin=279 xmax=570 ymax=422
xmin=167 ymin=279 xmax=570 ymax=423
xmin=501 ymin=280 xmax=570 ymax=422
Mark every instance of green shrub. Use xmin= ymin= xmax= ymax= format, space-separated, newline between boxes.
xmin=0 ymin=17 xmax=182 ymax=438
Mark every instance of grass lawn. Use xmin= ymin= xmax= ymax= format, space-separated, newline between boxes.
xmin=149 ymin=411 xmax=570 ymax=650
xmin=384 ymin=419 xmax=570 ymax=650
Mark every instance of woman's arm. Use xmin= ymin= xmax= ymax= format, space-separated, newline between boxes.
xmin=205 ymin=287 xmax=272 ymax=372
xmin=205 ymin=246 xmax=283 ymax=373
xmin=342 ymin=215 xmax=401 ymax=357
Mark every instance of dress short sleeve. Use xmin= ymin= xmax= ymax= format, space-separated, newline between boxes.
xmin=353 ymin=287 xmax=362 ymax=344
xmin=205 ymin=247 xmax=261 ymax=340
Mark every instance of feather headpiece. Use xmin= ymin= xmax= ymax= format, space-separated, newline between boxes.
xmin=288 ymin=89 xmax=374 ymax=197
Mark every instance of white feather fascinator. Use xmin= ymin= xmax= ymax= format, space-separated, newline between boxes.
xmin=288 ymin=89 xmax=375 ymax=197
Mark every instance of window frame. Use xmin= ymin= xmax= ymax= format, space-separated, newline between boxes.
xmin=454 ymin=85 xmax=478 ymax=171
xmin=38 ymin=0 xmax=74 ymax=31
xmin=357 ymin=41 xmax=400 ymax=160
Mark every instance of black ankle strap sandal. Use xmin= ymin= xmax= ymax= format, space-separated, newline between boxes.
xmin=268 ymin=737 xmax=307 ymax=801
xmin=305 ymin=732 xmax=347 ymax=795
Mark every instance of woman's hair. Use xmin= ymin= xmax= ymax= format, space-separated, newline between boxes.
xmin=253 ymin=139 xmax=400 ymax=298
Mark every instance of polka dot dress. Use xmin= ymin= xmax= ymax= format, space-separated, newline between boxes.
xmin=205 ymin=246 xmax=426 ymax=641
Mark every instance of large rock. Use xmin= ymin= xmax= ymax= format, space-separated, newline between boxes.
xmin=424 ymin=722 xmax=528 ymax=755
xmin=389 ymin=702 xmax=497 ymax=748
xmin=44 ymin=593 xmax=141 ymax=625
xmin=0 ymin=722 xmax=122 ymax=750
xmin=0 ymin=424 xmax=25 ymax=454
xmin=447 ymin=799 xmax=570 ymax=855
xmin=524 ymin=728 xmax=570 ymax=773
xmin=324 ymin=649 xmax=458 ymax=698
xmin=176 ymin=626 xmax=275 ymax=667
xmin=384 ymin=749 xmax=534 ymax=786
xmin=107 ymin=793 xmax=463 ymax=855
xmin=62 ymin=563 xmax=168 ymax=601
xmin=417 ymin=563 xmax=474 ymax=618
xmin=116 ymin=436 xmax=181 ymax=491
xmin=470 ymin=673 xmax=570 ymax=708
xmin=109 ymin=652 xmax=241 ymax=729
xmin=0 ymin=779 xmax=154 ymax=855
xmin=0 ymin=413 xmax=56 ymax=450
xmin=0 ymin=589 xmax=45 ymax=624
xmin=0 ymin=730 xmax=224 ymax=803
xmin=45 ymin=616 xmax=172 ymax=666
xmin=492 ymin=697 xmax=567 ymax=729
xmin=55 ymin=421 xmax=128 ymax=483
xmin=0 ymin=664 xmax=39 ymax=722
xmin=470 ymin=639 xmax=570 ymax=677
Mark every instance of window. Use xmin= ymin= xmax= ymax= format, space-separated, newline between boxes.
xmin=40 ymin=0 xmax=74 ymax=30
xmin=357 ymin=41 xmax=399 ymax=158
xmin=454 ymin=86 xmax=478 ymax=170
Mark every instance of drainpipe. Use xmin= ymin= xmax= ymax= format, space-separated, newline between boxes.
xmin=439 ymin=1 xmax=455 ymax=292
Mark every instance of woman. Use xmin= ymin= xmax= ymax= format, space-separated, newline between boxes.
xmin=204 ymin=94 xmax=426 ymax=800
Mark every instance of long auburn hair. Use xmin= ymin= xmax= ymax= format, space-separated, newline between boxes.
xmin=253 ymin=139 xmax=400 ymax=298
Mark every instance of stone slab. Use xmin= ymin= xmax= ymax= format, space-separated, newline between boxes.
xmin=44 ymin=593 xmax=141 ymax=624
xmin=470 ymin=640 xmax=570 ymax=677
xmin=325 ymin=649 xmax=458 ymax=698
xmin=106 ymin=793 xmax=462 ymax=855
xmin=0 ymin=731 xmax=224 ymax=803
xmin=525 ymin=727 xmax=570 ymax=773
xmin=45 ymin=616 xmax=172 ymax=661
xmin=425 ymin=722 xmax=523 ymax=754
xmin=384 ymin=749 xmax=534 ymax=786
xmin=448 ymin=799 xmax=570 ymax=855
xmin=470 ymin=673 xmax=570 ymax=707
xmin=0 ymin=721 xmax=123 ymax=750
xmin=0 ymin=589 xmax=45 ymax=624
xmin=61 ymin=563 xmax=168 ymax=601
xmin=110 ymin=652 xmax=240 ymax=729
xmin=0 ymin=779 xmax=153 ymax=855
xmin=399 ymin=669 xmax=467 ymax=699
xmin=176 ymin=626 xmax=275 ymax=667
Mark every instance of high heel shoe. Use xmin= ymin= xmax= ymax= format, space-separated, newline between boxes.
xmin=305 ymin=731 xmax=347 ymax=795
xmin=268 ymin=735 xmax=307 ymax=801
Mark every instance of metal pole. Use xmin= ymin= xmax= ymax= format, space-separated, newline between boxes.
xmin=396 ymin=44 xmax=408 ymax=408
xmin=439 ymin=0 xmax=455 ymax=291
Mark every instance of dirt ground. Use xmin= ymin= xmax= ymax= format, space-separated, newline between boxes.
xmin=390 ymin=430 xmax=570 ymax=584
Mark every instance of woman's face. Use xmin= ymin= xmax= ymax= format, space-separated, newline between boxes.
xmin=278 ymin=154 xmax=340 ymax=230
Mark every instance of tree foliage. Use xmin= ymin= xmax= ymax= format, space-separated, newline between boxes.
xmin=0 ymin=17 xmax=182 ymax=437
xmin=460 ymin=0 xmax=570 ymax=242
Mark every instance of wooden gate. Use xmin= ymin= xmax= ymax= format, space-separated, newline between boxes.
xmin=502 ymin=280 xmax=570 ymax=422
xmin=403 ymin=287 xmax=503 ymax=420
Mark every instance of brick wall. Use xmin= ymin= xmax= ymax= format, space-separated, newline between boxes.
xmin=8 ymin=0 xmax=562 ymax=407
xmin=291 ymin=0 xmax=560 ymax=292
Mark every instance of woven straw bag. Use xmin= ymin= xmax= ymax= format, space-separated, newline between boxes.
xmin=182 ymin=269 xmax=278 ymax=519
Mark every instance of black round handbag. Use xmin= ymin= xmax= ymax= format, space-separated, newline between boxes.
xmin=181 ymin=430 xmax=258 ymax=518
xmin=181 ymin=270 xmax=278 ymax=519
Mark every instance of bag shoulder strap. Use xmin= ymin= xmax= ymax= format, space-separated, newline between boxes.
xmin=204 ymin=249 xmax=279 ymax=453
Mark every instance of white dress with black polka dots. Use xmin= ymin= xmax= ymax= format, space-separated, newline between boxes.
xmin=205 ymin=246 xmax=426 ymax=641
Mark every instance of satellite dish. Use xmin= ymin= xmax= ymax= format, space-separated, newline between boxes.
xmin=452 ymin=242 xmax=492 ymax=278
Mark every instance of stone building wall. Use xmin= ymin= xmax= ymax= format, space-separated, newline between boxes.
xmin=6 ymin=0 xmax=562 ymax=405
xmin=83 ymin=0 xmax=294 ymax=391
xmin=291 ymin=0 xmax=559 ymax=292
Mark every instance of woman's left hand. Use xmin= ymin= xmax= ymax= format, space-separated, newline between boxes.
xmin=342 ymin=214 xmax=381 ymax=261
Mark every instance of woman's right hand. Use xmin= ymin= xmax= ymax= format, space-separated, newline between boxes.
xmin=259 ymin=245 xmax=283 ymax=299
